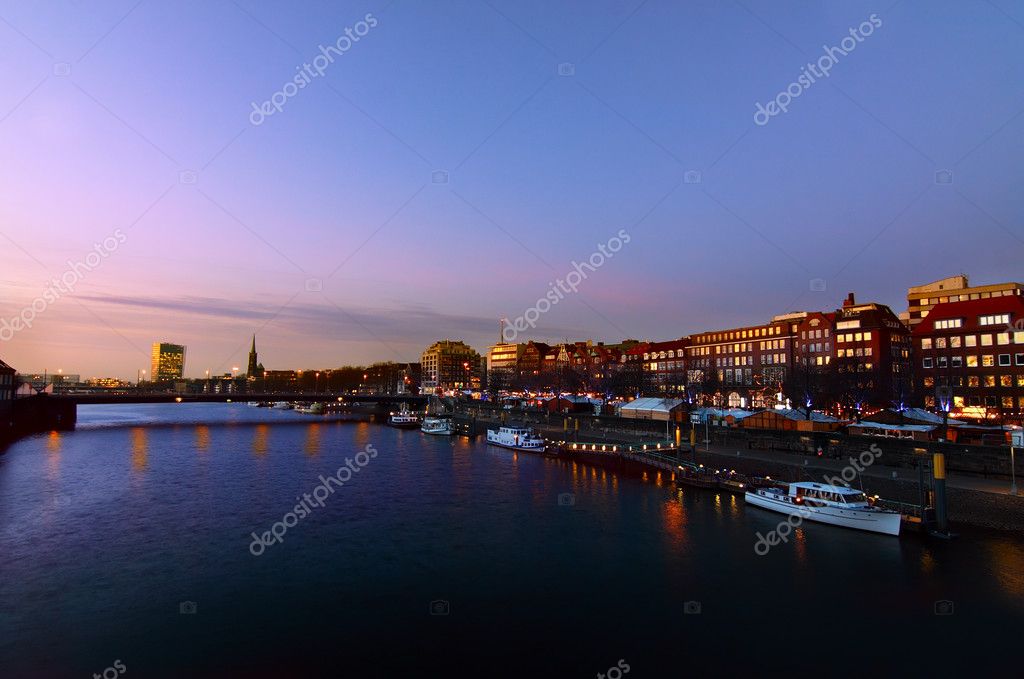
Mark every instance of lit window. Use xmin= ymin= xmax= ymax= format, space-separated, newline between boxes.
xmin=983 ymin=355 xmax=995 ymax=367
xmin=981 ymin=334 xmax=993 ymax=347
xmin=984 ymin=375 xmax=996 ymax=387
xmin=967 ymin=356 xmax=978 ymax=367
xmin=997 ymin=333 xmax=1010 ymax=345
xmin=921 ymin=338 xmax=932 ymax=350
xmin=965 ymin=335 xmax=977 ymax=347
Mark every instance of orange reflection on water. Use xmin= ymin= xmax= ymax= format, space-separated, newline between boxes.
xmin=661 ymin=493 xmax=690 ymax=550
xmin=195 ymin=425 xmax=210 ymax=452
xmin=131 ymin=428 xmax=148 ymax=471
xmin=252 ymin=424 xmax=269 ymax=456
xmin=45 ymin=431 xmax=62 ymax=479
xmin=304 ymin=424 xmax=321 ymax=456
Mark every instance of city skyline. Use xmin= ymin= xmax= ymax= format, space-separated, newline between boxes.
xmin=2 ymin=1 xmax=1023 ymax=379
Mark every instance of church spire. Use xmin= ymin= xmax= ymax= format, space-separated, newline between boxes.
xmin=247 ymin=334 xmax=259 ymax=377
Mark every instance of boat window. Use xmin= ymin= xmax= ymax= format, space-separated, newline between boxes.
xmin=844 ymin=492 xmax=866 ymax=503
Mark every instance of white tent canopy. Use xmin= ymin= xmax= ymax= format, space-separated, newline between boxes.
xmin=618 ymin=397 xmax=684 ymax=421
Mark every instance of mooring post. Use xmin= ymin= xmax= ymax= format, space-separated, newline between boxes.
xmin=933 ymin=452 xmax=948 ymax=534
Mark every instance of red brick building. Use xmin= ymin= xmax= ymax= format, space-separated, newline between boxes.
xmin=685 ymin=316 xmax=799 ymax=407
xmin=634 ymin=338 xmax=689 ymax=395
xmin=913 ymin=295 xmax=1024 ymax=421
xmin=793 ymin=294 xmax=911 ymax=413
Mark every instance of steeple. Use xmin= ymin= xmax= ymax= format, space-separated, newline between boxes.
xmin=247 ymin=334 xmax=259 ymax=378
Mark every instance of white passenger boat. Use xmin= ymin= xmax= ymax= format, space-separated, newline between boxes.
xmin=486 ymin=425 xmax=545 ymax=452
xmin=421 ymin=416 xmax=452 ymax=436
xmin=389 ymin=404 xmax=420 ymax=428
xmin=272 ymin=401 xmax=293 ymax=410
xmin=745 ymin=481 xmax=901 ymax=536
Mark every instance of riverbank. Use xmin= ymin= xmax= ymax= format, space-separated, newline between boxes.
xmin=467 ymin=410 xmax=1024 ymax=532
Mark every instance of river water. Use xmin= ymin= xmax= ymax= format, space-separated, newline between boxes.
xmin=0 ymin=404 xmax=1021 ymax=677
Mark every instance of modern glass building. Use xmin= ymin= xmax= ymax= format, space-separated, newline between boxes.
xmin=151 ymin=343 xmax=186 ymax=382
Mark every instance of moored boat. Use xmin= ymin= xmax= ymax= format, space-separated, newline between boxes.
xmin=272 ymin=401 xmax=292 ymax=410
xmin=295 ymin=402 xmax=324 ymax=415
xmin=389 ymin=404 xmax=420 ymax=428
xmin=486 ymin=425 xmax=545 ymax=452
xmin=744 ymin=481 xmax=901 ymax=536
xmin=421 ymin=416 xmax=452 ymax=436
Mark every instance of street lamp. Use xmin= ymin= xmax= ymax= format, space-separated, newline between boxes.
xmin=315 ymin=372 xmax=320 ymax=394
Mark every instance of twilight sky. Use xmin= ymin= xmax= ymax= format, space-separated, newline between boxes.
xmin=1 ymin=0 xmax=1022 ymax=379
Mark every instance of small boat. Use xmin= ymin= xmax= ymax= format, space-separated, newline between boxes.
xmin=744 ymin=481 xmax=901 ymax=536
xmin=486 ymin=425 xmax=545 ymax=452
xmin=295 ymin=402 xmax=324 ymax=415
xmin=272 ymin=401 xmax=293 ymax=410
xmin=246 ymin=401 xmax=260 ymax=407
xmin=389 ymin=404 xmax=420 ymax=428
xmin=421 ymin=416 xmax=452 ymax=436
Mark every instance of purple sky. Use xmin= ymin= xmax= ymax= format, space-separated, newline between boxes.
xmin=1 ymin=0 xmax=1022 ymax=379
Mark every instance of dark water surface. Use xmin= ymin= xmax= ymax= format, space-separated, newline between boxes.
xmin=1 ymin=404 xmax=1021 ymax=677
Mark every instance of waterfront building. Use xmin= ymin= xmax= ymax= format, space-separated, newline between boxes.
xmin=487 ymin=342 xmax=523 ymax=373
xmin=85 ymin=377 xmax=131 ymax=388
xmin=685 ymin=316 xmax=798 ymax=408
xmin=420 ymin=340 xmax=482 ymax=393
xmin=912 ymin=294 xmax=1024 ymax=421
xmin=905 ymin=274 xmax=1024 ymax=328
xmin=519 ymin=341 xmax=551 ymax=380
xmin=633 ymin=338 xmax=690 ymax=396
xmin=151 ymin=342 xmax=186 ymax=382
xmin=825 ymin=294 xmax=912 ymax=412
